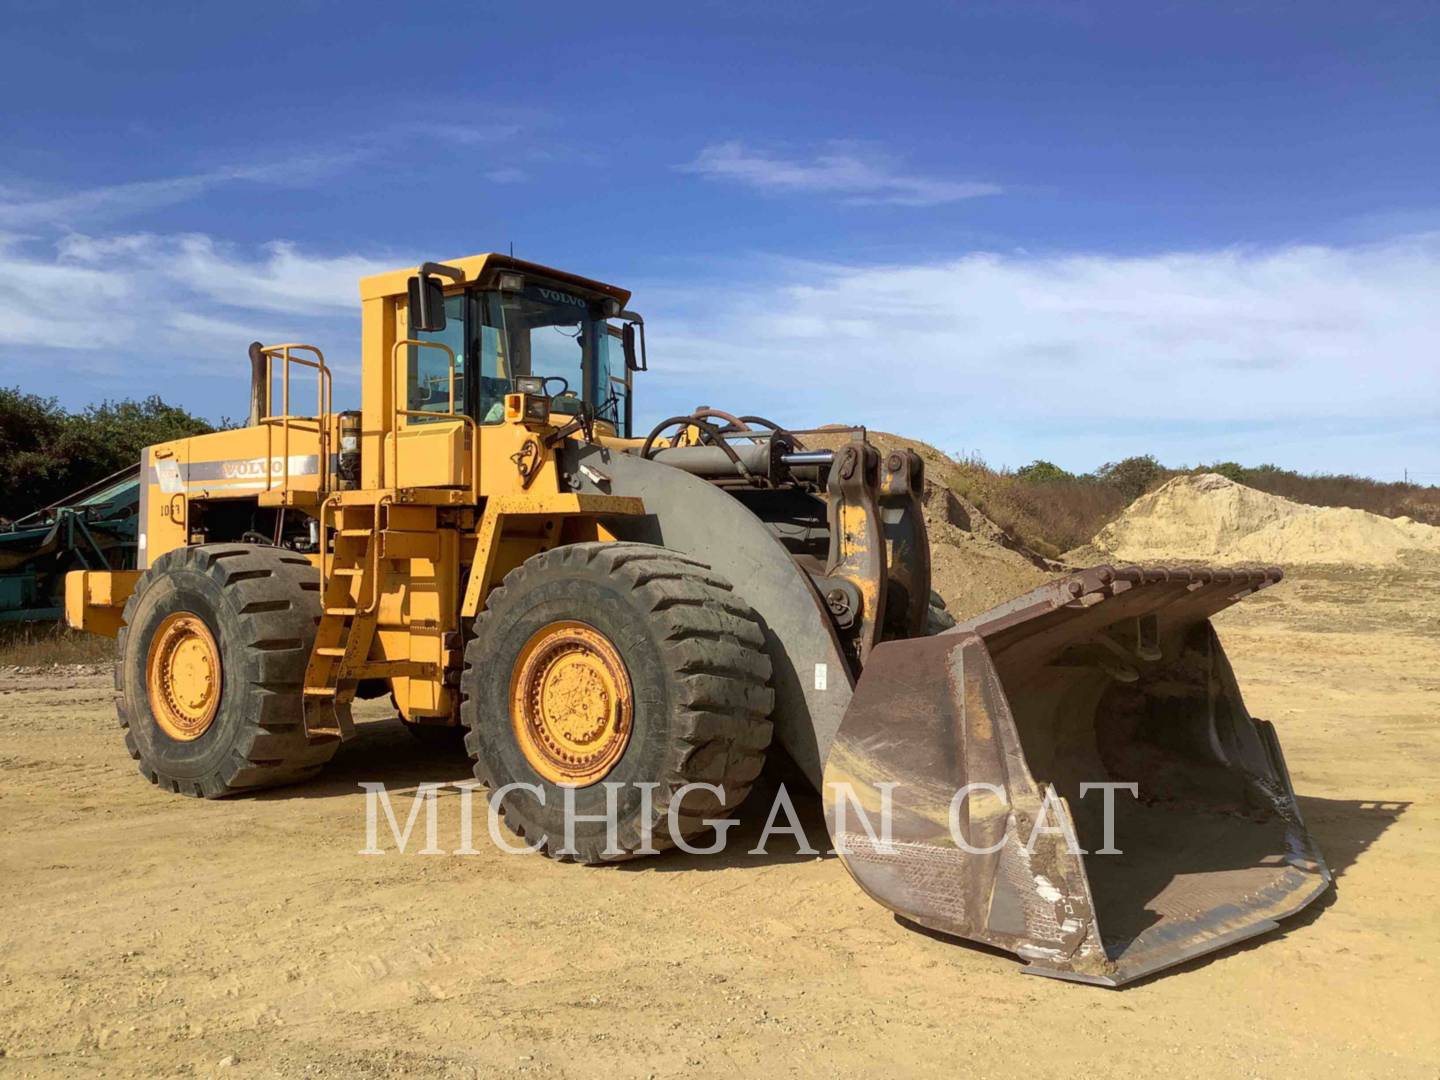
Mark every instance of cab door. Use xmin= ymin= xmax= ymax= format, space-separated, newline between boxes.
xmin=394 ymin=294 xmax=473 ymax=491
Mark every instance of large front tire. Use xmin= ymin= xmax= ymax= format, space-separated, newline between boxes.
xmin=462 ymin=542 xmax=774 ymax=863
xmin=116 ymin=544 xmax=337 ymax=797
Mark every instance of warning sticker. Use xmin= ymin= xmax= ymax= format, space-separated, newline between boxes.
xmin=155 ymin=458 xmax=183 ymax=494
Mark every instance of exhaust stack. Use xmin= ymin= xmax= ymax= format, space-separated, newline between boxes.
xmin=247 ymin=341 xmax=267 ymax=426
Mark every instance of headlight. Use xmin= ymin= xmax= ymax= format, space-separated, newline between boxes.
xmin=504 ymin=392 xmax=553 ymax=426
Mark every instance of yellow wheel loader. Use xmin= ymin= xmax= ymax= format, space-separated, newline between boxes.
xmin=66 ymin=254 xmax=1330 ymax=985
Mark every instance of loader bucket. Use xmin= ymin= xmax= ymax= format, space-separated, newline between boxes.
xmin=824 ymin=564 xmax=1331 ymax=986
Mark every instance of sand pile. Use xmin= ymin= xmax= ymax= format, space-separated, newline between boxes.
xmin=1075 ymin=473 xmax=1440 ymax=568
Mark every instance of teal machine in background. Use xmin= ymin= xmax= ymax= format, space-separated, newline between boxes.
xmin=0 ymin=465 xmax=141 ymax=623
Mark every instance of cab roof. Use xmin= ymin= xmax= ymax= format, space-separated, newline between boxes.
xmin=358 ymin=253 xmax=631 ymax=306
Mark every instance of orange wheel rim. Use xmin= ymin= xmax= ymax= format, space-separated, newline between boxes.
xmin=509 ymin=620 xmax=634 ymax=786
xmin=146 ymin=612 xmax=222 ymax=741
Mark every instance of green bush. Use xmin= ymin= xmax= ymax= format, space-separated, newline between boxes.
xmin=1094 ymin=455 xmax=1163 ymax=500
xmin=1015 ymin=459 xmax=1074 ymax=483
xmin=0 ymin=388 xmax=69 ymax=519
xmin=1205 ymin=461 xmax=1247 ymax=483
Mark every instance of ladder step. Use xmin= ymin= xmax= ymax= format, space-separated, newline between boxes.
xmin=325 ymin=607 xmax=359 ymax=616
xmin=337 ymin=529 xmax=373 ymax=536
xmin=303 ymin=686 xmax=338 ymax=697
xmin=316 ymin=646 xmax=346 ymax=657
xmin=331 ymin=567 xmax=363 ymax=576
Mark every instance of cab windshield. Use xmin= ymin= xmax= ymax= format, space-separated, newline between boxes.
xmin=409 ymin=281 xmax=626 ymax=433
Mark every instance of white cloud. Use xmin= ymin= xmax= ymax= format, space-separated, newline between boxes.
xmin=636 ymin=235 xmax=1440 ymax=476
xmin=0 ymin=233 xmax=137 ymax=348
xmin=679 ymin=141 xmax=1002 ymax=206
xmin=0 ymin=174 xmax=219 ymax=230
xmin=0 ymin=232 xmax=391 ymax=395
xmin=0 ymin=154 xmax=366 ymax=231
xmin=409 ymin=121 xmax=526 ymax=146
xmin=0 ymin=112 xmax=545 ymax=383
xmin=0 ymin=117 xmax=536 ymax=231
xmin=484 ymin=167 xmax=528 ymax=183
xmin=57 ymin=233 xmax=391 ymax=314
xmin=4 ymin=219 xmax=1435 ymax=478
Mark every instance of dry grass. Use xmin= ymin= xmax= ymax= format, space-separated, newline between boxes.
xmin=805 ymin=430 xmax=1123 ymax=558
xmin=839 ymin=440 xmax=1122 ymax=557
xmin=0 ymin=623 xmax=113 ymax=667
xmin=972 ymin=475 xmax=1131 ymax=557
xmin=1228 ymin=468 xmax=1440 ymax=525
xmin=974 ymin=466 xmax=1440 ymax=557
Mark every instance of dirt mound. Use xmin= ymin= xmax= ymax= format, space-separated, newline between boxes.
xmin=805 ymin=428 xmax=1055 ymax=619
xmin=1074 ymin=472 xmax=1440 ymax=567
xmin=921 ymin=484 xmax=1055 ymax=619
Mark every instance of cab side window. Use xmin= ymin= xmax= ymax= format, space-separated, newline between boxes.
xmin=409 ymin=294 xmax=466 ymax=420
xmin=599 ymin=329 xmax=629 ymax=436
xmin=477 ymin=324 xmax=509 ymax=424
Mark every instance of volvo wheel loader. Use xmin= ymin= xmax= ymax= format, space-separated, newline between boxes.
xmin=66 ymin=253 xmax=1330 ymax=985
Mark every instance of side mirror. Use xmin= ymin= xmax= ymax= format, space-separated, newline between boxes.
xmin=407 ymin=273 xmax=447 ymax=333
xmin=620 ymin=313 xmax=647 ymax=372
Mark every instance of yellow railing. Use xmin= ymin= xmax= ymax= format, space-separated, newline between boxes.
xmin=260 ymin=344 xmax=332 ymax=496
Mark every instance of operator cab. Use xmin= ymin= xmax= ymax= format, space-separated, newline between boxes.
xmin=405 ymin=261 xmax=640 ymax=437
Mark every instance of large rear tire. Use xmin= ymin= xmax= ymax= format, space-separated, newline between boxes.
xmin=116 ymin=544 xmax=337 ymax=797
xmin=462 ymin=542 xmax=774 ymax=863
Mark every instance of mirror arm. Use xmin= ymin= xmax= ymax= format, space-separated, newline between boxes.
xmin=420 ymin=262 xmax=464 ymax=283
xmin=407 ymin=262 xmax=464 ymax=334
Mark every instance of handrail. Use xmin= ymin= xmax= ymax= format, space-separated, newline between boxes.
xmin=259 ymin=344 xmax=332 ymax=496
xmin=390 ymin=338 xmax=477 ymax=501
xmin=362 ymin=496 xmax=392 ymax=615
xmin=318 ymin=494 xmax=338 ymax=589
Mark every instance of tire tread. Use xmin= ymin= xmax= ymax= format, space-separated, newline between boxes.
xmin=117 ymin=544 xmax=337 ymax=798
xmin=461 ymin=541 xmax=774 ymax=863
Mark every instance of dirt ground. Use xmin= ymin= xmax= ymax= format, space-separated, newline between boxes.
xmin=1 ymin=566 xmax=1437 ymax=1078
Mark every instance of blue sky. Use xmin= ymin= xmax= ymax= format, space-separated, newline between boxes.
xmin=1 ymin=1 xmax=1436 ymax=480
